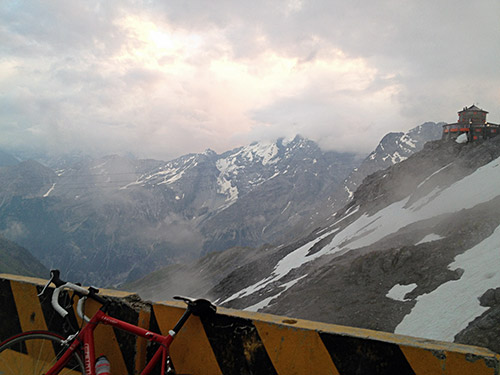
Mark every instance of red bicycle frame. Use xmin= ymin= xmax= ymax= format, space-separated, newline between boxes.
xmin=13 ymin=270 xmax=215 ymax=375
xmin=47 ymin=306 xmax=183 ymax=375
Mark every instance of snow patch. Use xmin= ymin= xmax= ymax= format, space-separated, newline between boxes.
xmin=327 ymin=205 xmax=359 ymax=228
xmin=216 ymin=157 xmax=238 ymax=175
xmin=120 ymin=180 xmax=142 ymax=190
xmin=400 ymin=135 xmax=416 ymax=148
xmin=344 ymin=186 xmax=354 ymax=199
xmin=243 ymin=296 xmax=276 ymax=313
xmin=143 ymin=167 xmax=185 ymax=185
xmin=456 ymin=133 xmax=468 ymax=144
xmin=417 ymin=163 xmax=453 ymax=188
xmin=395 ymin=223 xmax=500 ymax=342
xmin=244 ymin=275 xmax=307 ymax=312
xmin=268 ymin=171 xmax=281 ymax=180
xmin=281 ymin=201 xmax=291 ymax=214
xmin=416 ymin=233 xmax=445 ymax=245
xmin=386 ymin=283 xmax=417 ymax=302
xmin=222 ymin=231 xmax=334 ymax=304
xmin=217 ymin=175 xmax=238 ymax=204
xmin=383 ymin=151 xmax=407 ymax=164
xmin=214 ymin=158 xmax=240 ymax=204
xmin=43 ymin=183 xmax=56 ymax=197
xmin=162 ymin=171 xmax=184 ymax=184
xmin=91 ymin=161 xmax=108 ymax=170
xmin=238 ymin=142 xmax=280 ymax=165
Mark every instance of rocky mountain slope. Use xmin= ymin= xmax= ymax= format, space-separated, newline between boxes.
xmin=130 ymin=134 xmax=500 ymax=352
xmin=0 ymin=150 xmax=19 ymax=167
xmin=309 ymin=122 xmax=445 ymax=226
xmin=0 ymin=236 xmax=48 ymax=277
xmin=209 ymin=137 xmax=500 ymax=352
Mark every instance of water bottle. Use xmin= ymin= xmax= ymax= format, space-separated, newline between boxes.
xmin=95 ymin=356 xmax=111 ymax=375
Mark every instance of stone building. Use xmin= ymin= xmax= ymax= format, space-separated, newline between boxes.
xmin=442 ymin=105 xmax=500 ymax=141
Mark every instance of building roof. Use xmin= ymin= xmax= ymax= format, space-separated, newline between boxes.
xmin=458 ymin=104 xmax=488 ymax=114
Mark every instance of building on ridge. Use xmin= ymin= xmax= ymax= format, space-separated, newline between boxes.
xmin=442 ymin=104 xmax=500 ymax=142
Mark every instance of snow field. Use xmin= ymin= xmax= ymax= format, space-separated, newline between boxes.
xmin=395 ymin=223 xmax=500 ymax=341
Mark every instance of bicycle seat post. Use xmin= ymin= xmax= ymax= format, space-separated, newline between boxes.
xmin=170 ymin=296 xmax=216 ymax=337
xmin=170 ymin=308 xmax=192 ymax=337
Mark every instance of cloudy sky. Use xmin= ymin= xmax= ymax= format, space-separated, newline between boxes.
xmin=1 ymin=1 xmax=499 ymax=160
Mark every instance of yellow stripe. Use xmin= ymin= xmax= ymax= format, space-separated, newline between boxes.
xmin=401 ymin=346 xmax=447 ymax=374
xmin=153 ymin=303 xmax=222 ymax=375
xmin=9 ymin=280 xmax=56 ymax=362
xmin=401 ymin=346 xmax=498 ymax=375
xmin=444 ymin=350 xmax=498 ymax=375
xmin=254 ymin=321 xmax=339 ymax=375
xmin=0 ymin=273 xmax=47 ymax=286
xmin=10 ymin=280 xmax=48 ymax=332
xmin=1 ymin=348 xmax=82 ymax=375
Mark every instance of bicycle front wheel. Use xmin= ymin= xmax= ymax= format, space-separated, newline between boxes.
xmin=0 ymin=330 xmax=85 ymax=375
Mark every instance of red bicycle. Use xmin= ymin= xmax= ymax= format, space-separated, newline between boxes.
xmin=0 ymin=270 xmax=216 ymax=375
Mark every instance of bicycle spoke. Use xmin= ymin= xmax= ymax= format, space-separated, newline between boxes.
xmin=0 ymin=332 xmax=84 ymax=375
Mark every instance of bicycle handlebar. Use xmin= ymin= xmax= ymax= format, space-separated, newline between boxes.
xmin=40 ymin=269 xmax=103 ymax=319
xmin=41 ymin=271 xmax=217 ymax=323
xmin=77 ymin=297 xmax=91 ymax=322
xmin=51 ymin=281 xmax=89 ymax=318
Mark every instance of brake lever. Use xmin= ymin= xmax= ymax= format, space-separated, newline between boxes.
xmin=37 ymin=275 xmax=54 ymax=297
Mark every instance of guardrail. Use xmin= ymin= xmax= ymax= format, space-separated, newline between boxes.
xmin=1 ymin=273 xmax=499 ymax=374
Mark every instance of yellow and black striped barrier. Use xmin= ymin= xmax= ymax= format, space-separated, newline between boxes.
xmin=0 ymin=274 xmax=149 ymax=374
xmin=1 ymin=273 xmax=499 ymax=374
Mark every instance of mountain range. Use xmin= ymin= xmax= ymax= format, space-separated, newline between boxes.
xmin=0 ymin=123 xmax=442 ymax=286
xmin=128 ymin=128 xmax=500 ymax=353
xmin=6 ymin=119 xmax=499 ymax=351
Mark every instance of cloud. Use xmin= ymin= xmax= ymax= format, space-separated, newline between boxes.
xmin=0 ymin=220 xmax=28 ymax=242
xmin=1 ymin=1 xmax=499 ymax=160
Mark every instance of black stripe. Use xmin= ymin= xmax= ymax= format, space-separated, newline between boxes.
xmin=319 ymin=332 xmax=416 ymax=375
xmin=201 ymin=314 xmax=278 ymax=375
xmin=146 ymin=307 xmax=162 ymax=375
xmin=108 ymin=297 xmax=139 ymax=375
xmin=0 ymin=279 xmax=21 ymax=342
xmin=0 ymin=280 xmax=23 ymax=341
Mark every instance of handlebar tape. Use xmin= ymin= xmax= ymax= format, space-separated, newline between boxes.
xmin=51 ymin=282 xmax=89 ymax=318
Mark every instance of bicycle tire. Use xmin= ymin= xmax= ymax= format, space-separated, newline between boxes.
xmin=0 ymin=330 xmax=85 ymax=375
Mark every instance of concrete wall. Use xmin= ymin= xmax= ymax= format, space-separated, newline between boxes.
xmin=1 ymin=273 xmax=499 ymax=374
